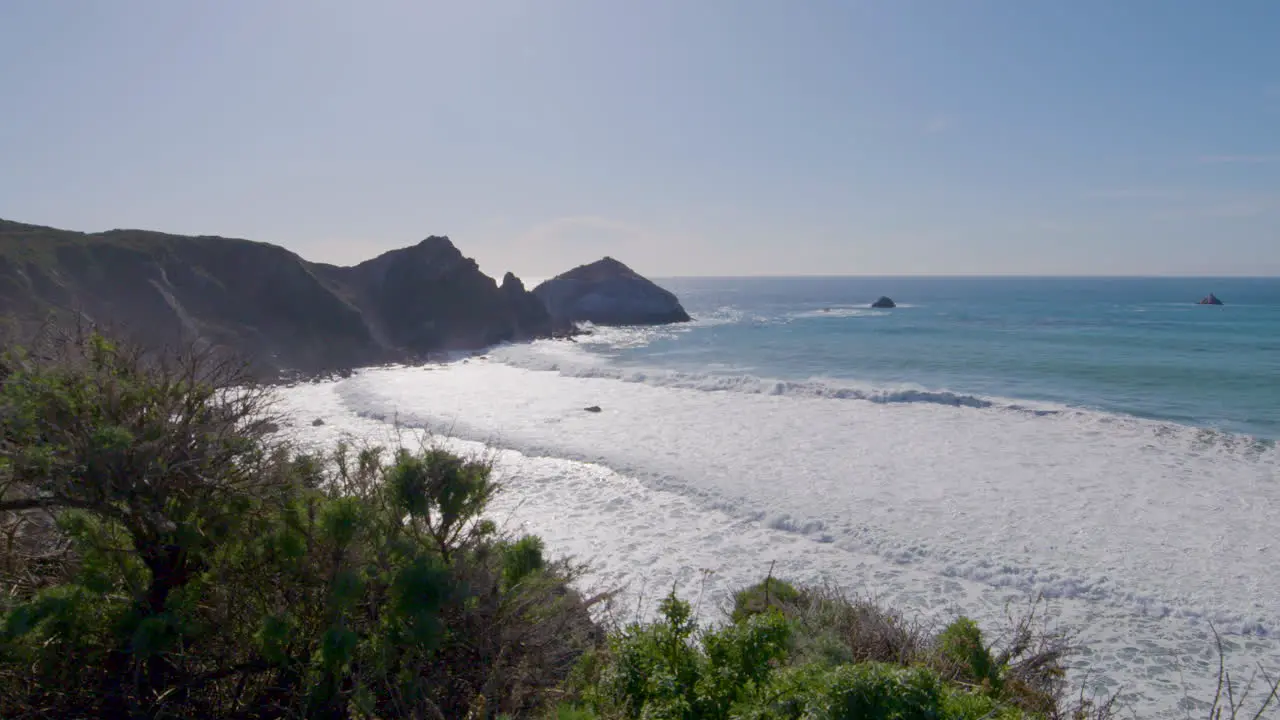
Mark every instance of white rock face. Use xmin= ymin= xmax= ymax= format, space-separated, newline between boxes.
xmin=532 ymin=257 xmax=691 ymax=326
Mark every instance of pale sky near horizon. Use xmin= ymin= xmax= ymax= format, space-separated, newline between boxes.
xmin=2 ymin=1 xmax=1278 ymax=279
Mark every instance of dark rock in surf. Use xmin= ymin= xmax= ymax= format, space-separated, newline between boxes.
xmin=1198 ymin=293 xmax=1224 ymax=306
xmin=583 ymin=405 xmax=602 ymax=413
xmin=533 ymin=257 xmax=690 ymax=326
xmin=311 ymin=418 xmax=326 ymax=427
xmin=871 ymin=296 xmax=897 ymax=309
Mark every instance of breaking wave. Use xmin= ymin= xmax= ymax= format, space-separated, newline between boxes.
xmin=491 ymin=345 xmax=1052 ymax=412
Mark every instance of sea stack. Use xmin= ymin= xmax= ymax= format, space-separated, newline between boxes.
xmin=871 ymin=296 xmax=897 ymax=309
xmin=533 ymin=257 xmax=691 ymax=326
xmin=1198 ymin=293 xmax=1224 ymax=306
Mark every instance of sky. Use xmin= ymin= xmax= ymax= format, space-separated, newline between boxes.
xmin=1 ymin=1 xmax=1278 ymax=279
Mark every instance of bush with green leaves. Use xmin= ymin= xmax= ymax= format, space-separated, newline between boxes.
xmin=728 ymin=579 xmax=1077 ymax=716
xmin=582 ymin=589 xmax=790 ymax=720
xmin=936 ymin=616 xmax=1001 ymax=694
xmin=0 ymin=328 xmax=599 ymax=718
xmin=562 ymin=580 xmax=1099 ymax=720
xmin=739 ymin=660 xmax=1030 ymax=720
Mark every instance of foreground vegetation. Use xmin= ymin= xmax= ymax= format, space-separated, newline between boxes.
xmin=553 ymin=576 xmax=1110 ymax=720
xmin=0 ymin=328 xmax=599 ymax=718
xmin=1 ymin=327 xmax=1276 ymax=718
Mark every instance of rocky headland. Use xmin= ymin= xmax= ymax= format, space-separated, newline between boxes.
xmin=0 ymin=220 xmax=688 ymax=377
xmin=532 ymin=256 xmax=690 ymax=326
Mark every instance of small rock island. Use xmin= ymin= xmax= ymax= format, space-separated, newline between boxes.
xmin=533 ymin=257 xmax=691 ymax=326
xmin=1198 ymin=293 xmax=1224 ymax=306
xmin=871 ymin=296 xmax=897 ymax=309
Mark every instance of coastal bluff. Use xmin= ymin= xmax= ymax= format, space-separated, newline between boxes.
xmin=532 ymin=256 xmax=691 ymax=326
xmin=0 ymin=219 xmax=563 ymax=376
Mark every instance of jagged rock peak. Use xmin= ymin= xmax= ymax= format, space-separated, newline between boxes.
xmin=500 ymin=272 xmax=526 ymax=292
xmin=415 ymin=235 xmax=457 ymax=250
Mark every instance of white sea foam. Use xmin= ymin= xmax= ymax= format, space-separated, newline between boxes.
xmin=274 ymin=349 xmax=1279 ymax=718
xmin=561 ymin=307 xmax=747 ymax=350
xmin=792 ymin=307 xmax=887 ymax=319
xmin=488 ymin=340 xmax=1071 ymax=412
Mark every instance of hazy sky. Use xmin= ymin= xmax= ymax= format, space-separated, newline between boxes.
xmin=2 ymin=1 xmax=1278 ymax=279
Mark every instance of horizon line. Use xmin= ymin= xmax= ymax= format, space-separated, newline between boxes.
xmin=5 ymin=217 xmax=1277 ymax=281
xmin=644 ymin=273 xmax=1280 ymax=280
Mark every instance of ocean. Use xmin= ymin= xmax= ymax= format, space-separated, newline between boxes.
xmin=601 ymin=276 xmax=1280 ymax=438
xmin=278 ymin=276 xmax=1280 ymax=718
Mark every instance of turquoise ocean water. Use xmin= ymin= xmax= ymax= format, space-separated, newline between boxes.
xmin=592 ymin=277 xmax=1280 ymax=439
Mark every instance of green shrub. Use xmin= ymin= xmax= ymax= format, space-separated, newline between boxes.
xmin=598 ymin=591 xmax=703 ymax=718
xmin=698 ymin=609 xmax=792 ymax=716
xmin=731 ymin=576 xmax=802 ymax=623
xmin=727 ymin=580 xmax=1072 ymax=715
xmin=733 ymin=660 xmax=1028 ymax=720
xmin=0 ymin=328 xmax=600 ymax=718
xmin=549 ymin=704 xmax=602 ymax=719
xmin=575 ymin=581 xmax=1049 ymax=720
xmin=937 ymin=616 xmax=1001 ymax=692
xmin=503 ymin=534 xmax=547 ymax=589
xmin=734 ymin=579 xmax=926 ymax=669
xmin=940 ymin=688 xmax=1026 ymax=720
xmin=782 ymin=662 xmax=943 ymax=720
xmin=593 ymin=587 xmax=791 ymax=720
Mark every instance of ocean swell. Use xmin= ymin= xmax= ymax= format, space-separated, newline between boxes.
xmin=490 ymin=346 xmax=1036 ymax=412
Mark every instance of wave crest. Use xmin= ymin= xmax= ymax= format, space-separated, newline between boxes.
xmin=488 ymin=349 xmax=1023 ymax=411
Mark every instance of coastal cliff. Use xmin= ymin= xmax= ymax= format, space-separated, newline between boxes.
xmin=0 ymin=219 xmax=559 ymax=375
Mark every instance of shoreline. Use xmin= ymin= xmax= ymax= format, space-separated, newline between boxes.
xmin=296 ymin=345 xmax=1280 ymax=445
xmin=274 ymin=369 xmax=1280 ymax=719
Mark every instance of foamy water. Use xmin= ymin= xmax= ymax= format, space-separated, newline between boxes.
xmin=275 ymin=352 xmax=1278 ymax=718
